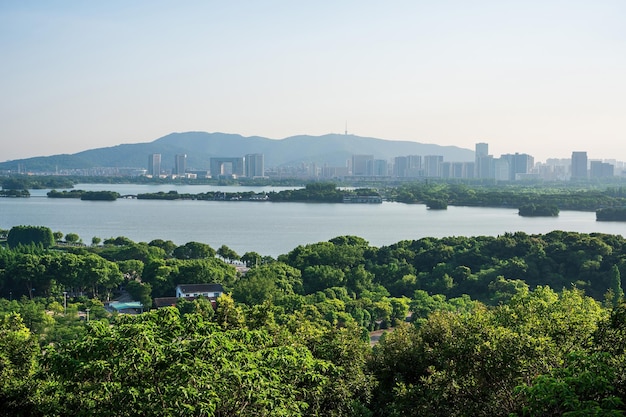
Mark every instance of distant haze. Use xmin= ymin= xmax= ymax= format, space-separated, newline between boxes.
xmin=0 ymin=132 xmax=475 ymax=172
xmin=1 ymin=2 xmax=624 ymax=163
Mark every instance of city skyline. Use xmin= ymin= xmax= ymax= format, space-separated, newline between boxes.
xmin=143 ymin=142 xmax=621 ymax=181
xmin=1 ymin=2 xmax=625 ymax=162
xmin=1 ymin=129 xmax=623 ymax=169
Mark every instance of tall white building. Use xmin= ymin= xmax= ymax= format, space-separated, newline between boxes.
xmin=423 ymin=155 xmax=443 ymax=177
xmin=174 ymin=154 xmax=187 ymax=176
xmin=371 ymin=159 xmax=388 ymax=176
xmin=571 ymin=151 xmax=588 ymax=180
xmin=475 ymin=143 xmax=494 ymax=179
xmin=148 ymin=154 xmax=161 ymax=177
xmin=245 ymin=154 xmax=265 ymax=177
xmin=394 ymin=155 xmax=421 ymax=177
xmin=352 ymin=155 xmax=374 ymax=176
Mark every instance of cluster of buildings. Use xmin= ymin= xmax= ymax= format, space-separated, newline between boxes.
xmin=4 ymin=140 xmax=622 ymax=182
xmin=478 ymin=146 xmax=621 ymax=181
xmin=141 ymin=146 xmax=624 ymax=182
xmin=267 ymin=144 xmax=623 ymax=182
xmin=147 ymin=153 xmax=265 ymax=179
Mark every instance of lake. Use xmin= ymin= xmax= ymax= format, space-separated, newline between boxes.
xmin=2 ymin=184 xmax=625 ymax=257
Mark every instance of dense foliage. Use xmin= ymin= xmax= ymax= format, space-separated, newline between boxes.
xmin=47 ymin=190 xmax=120 ymax=200
xmin=80 ymin=191 xmax=120 ymax=201
xmin=6 ymin=226 xmax=55 ymax=249
xmin=518 ymin=203 xmax=559 ymax=217
xmin=133 ymin=183 xmax=382 ymax=203
xmin=2 ymin=225 xmax=626 ymax=415
xmin=47 ymin=189 xmax=85 ymax=198
xmin=0 ymin=189 xmax=30 ymax=197
xmin=1 ymin=175 xmax=74 ymax=190
xmin=389 ymin=182 xmax=626 ymax=211
xmin=597 ymin=207 xmax=626 ymax=221
xmin=269 ymin=183 xmax=381 ymax=203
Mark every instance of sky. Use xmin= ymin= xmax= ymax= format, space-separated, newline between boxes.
xmin=1 ymin=0 xmax=625 ymax=163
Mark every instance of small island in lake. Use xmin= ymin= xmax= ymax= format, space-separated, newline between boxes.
xmin=596 ymin=207 xmax=626 ymax=221
xmin=48 ymin=190 xmax=120 ymax=201
xmin=47 ymin=189 xmax=84 ymax=198
xmin=518 ymin=204 xmax=559 ymax=217
xmin=426 ymin=198 xmax=448 ymax=210
xmin=136 ymin=183 xmax=383 ymax=204
xmin=0 ymin=189 xmax=30 ymax=197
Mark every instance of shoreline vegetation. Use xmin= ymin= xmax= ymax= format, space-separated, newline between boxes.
xmin=3 ymin=174 xmax=626 ymax=218
xmin=47 ymin=190 xmax=120 ymax=201
xmin=597 ymin=207 xmax=626 ymax=221
xmin=518 ymin=203 xmax=560 ymax=217
xmin=2 ymin=226 xmax=626 ymax=414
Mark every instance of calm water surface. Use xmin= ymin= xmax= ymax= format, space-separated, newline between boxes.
xmin=2 ymin=184 xmax=625 ymax=257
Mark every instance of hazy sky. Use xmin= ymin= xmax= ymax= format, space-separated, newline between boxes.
xmin=1 ymin=1 xmax=625 ymax=163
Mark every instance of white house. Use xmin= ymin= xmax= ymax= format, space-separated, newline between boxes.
xmin=175 ymin=283 xmax=224 ymax=299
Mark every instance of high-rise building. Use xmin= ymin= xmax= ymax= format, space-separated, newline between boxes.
xmin=590 ymin=161 xmax=614 ymax=178
xmin=500 ymin=153 xmax=534 ymax=180
xmin=475 ymin=143 xmax=494 ymax=179
xmin=245 ymin=154 xmax=264 ymax=177
xmin=371 ymin=159 xmax=388 ymax=176
xmin=571 ymin=151 xmax=588 ymax=179
xmin=423 ymin=155 xmax=443 ymax=177
xmin=210 ymin=157 xmax=245 ymax=177
xmin=174 ymin=154 xmax=187 ymax=176
xmin=393 ymin=155 xmax=421 ymax=177
xmin=512 ymin=153 xmax=534 ymax=180
xmin=406 ymin=155 xmax=422 ymax=177
xmin=449 ymin=162 xmax=472 ymax=179
xmin=475 ymin=142 xmax=488 ymax=157
xmin=148 ymin=154 xmax=161 ymax=177
xmin=440 ymin=162 xmax=452 ymax=178
xmin=393 ymin=156 xmax=408 ymax=177
xmin=494 ymin=158 xmax=510 ymax=181
xmin=351 ymin=155 xmax=374 ymax=176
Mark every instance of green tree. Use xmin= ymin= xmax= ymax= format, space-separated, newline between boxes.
xmin=610 ymin=265 xmax=624 ymax=307
xmin=116 ymin=259 xmax=144 ymax=280
xmin=217 ymin=244 xmax=239 ymax=263
xmin=125 ymin=280 xmax=152 ymax=309
xmin=516 ymin=351 xmax=623 ymax=417
xmin=173 ymin=241 xmax=215 ymax=259
xmin=0 ymin=313 xmax=40 ymax=413
xmin=234 ymin=262 xmax=303 ymax=306
xmin=7 ymin=225 xmax=54 ymax=249
xmin=302 ymin=265 xmax=346 ymax=294
xmin=233 ymin=272 xmax=278 ymax=306
xmin=177 ymin=296 xmax=215 ymax=320
xmin=45 ymin=252 xmax=82 ymax=294
xmin=78 ymin=254 xmax=123 ymax=299
xmin=7 ymin=253 xmax=46 ymax=298
xmin=215 ymin=293 xmax=245 ymax=330
xmin=241 ymin=251 xmax=262 ymax=267
xmin=35 ymin=308 xmax=343 ymax=416
xmin=148 ymin=239 xmax=177 ymax=257
xmin=141 ymin=258 xmax=179 ymax=298
xmin=64 ymin=233 xmax=81 ymax=244
xmin=370 ymin=287 xmax=606 ymax=417
xmin=103 ymin=236 xmax=135 ymax=246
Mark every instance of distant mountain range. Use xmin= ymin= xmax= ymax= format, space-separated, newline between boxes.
xmin=0 ymin=132 xmax=474 ymax=172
